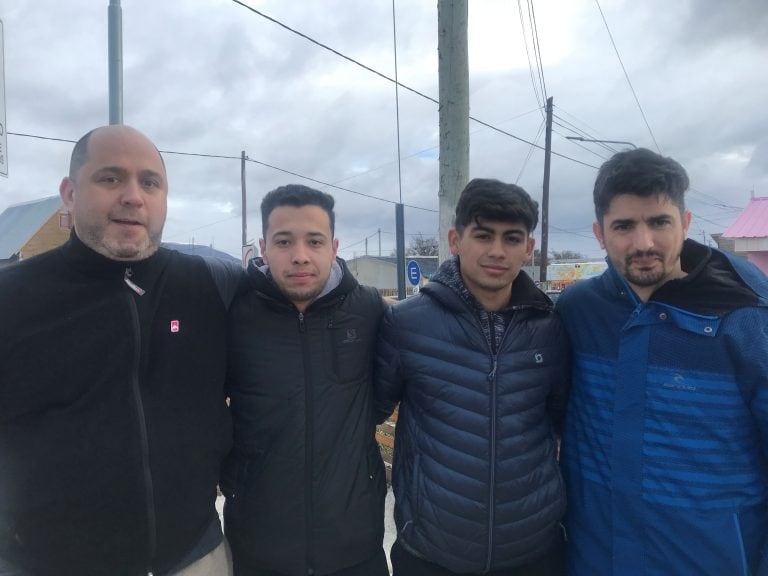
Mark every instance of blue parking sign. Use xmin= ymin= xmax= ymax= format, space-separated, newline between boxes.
xmin=407 ymin=260 xmax=421 ymax=286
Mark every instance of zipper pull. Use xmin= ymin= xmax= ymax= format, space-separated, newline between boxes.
xmin=298 ymin=312 xmax=306 ymax=332
xmin=488 ymin=358 xmax=497 ymax=382
xmin=124 ymin=267 xmax=146 ymax=296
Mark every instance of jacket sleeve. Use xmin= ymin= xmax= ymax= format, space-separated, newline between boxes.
xmin=750 ymin=320 xmax=768 ymax=576
xmin=373 ymin=306 xmax=403 ymax=424
xmin=547 ymin=313 xmax=572 ymax=438
xmin=733 ymin=308 xmax=768 ymax=575
xmin=203 ymin=257 xmax=247 ymax=310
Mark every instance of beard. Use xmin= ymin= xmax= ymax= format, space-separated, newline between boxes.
xmin=622 ymin=248 xmax=681 ymax=288
xmin=282 ymin=285 xmax=325 ymax=306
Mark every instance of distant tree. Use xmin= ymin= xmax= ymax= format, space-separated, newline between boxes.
xmin=532 ymin=249 xmax=586 ymax=265
xmin=406 ymin=234 xmax=439 ymax=257
xmin=552 ymin=250 xmax=585 ymax=261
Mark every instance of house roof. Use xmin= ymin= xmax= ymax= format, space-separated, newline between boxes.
xmin=0 ymin=196 xmax=62 ymax=259
xmin=162 ymin=242 xmax=239 ymax=262
xmin=722 ymin=196 xmax=768 ymax=239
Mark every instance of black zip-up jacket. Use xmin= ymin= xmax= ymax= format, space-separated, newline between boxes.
xmin=221 ymin=258 xmax=387 ymax=576
xmin=0 ymin=234 xmax=236 ymax=576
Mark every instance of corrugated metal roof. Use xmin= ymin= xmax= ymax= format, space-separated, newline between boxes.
xmin=0 ymin=196 xmax=63 ymax=259
xmin=722 ymin=197 xmax=768 ymax=239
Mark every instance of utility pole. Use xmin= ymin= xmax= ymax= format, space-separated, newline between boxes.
xmin=378 ymin=228 xmax=381 ymax=256
xmin=241 ymin=151 xmax=247 ymax=248
xmin=540 ymin=96 xmax=553 ymax=283
xmin=396 ymin=205 xmax=406 ymax=298
xmin=392 ymin=0 xmax=407 ymax=300
xmin=108 ymin=0 xmax=122 ymax=124
xmin=438 ymin=0 xmax=469 ymax=263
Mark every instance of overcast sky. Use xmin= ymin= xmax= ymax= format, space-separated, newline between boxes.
xmin=1 ymin=0 xmax=766 ymax=260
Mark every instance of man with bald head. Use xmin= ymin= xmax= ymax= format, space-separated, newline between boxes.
xmin=0 ymin=125 xmax=239 ymax=575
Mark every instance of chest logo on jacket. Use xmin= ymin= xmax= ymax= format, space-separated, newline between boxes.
xmin=342 ymin=328 xmax=360 ymax=344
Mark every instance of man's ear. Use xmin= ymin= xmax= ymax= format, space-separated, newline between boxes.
xmin=258 ymin=238 xmax=268 ymax=265
xmin=682 ymin=210 xmax=692 ymax=238
xmin=525 ymin=236 xmax=535 ymax=262
xmin=59 ymin=177 xmax=75 ymax=211
xmin=593 ymin=221 xmax=605 ymax=249
xmin=448 ymin=228 xmax=460 ymax=256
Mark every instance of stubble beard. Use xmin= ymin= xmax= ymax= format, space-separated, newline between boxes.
xmin=82 ymin=224 xmax=161 ymax=261
xmin=622 ymin=247 xmax=681 ymax=288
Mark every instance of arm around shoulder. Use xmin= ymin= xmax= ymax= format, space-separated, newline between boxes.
xmin=373 ymin=306 xmax=404 ymax=424
xmin=203 ymin=257 xmax=247 ymax=310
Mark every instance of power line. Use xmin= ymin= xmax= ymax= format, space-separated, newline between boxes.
xmin=230 ymin=0 xmax=598 ymax=170
xmin=688 ymin=186 xmax=743 ymax=211
xmin=594 ymin=0 xmax=660 ymax=152
xmin=8 ymin=132 xmax=76 ymax=144
xmin=516 ymin=118 xmax=546 ymax=184
xmin=690 ymin=211 xmax=732 ymax=227
xmin=243 ymin=157 xmax=436 ymax=212
xmin=517 ymin=0 xmax=544 ymax=111
xmin=552 ymin=126 xmax=610 ymax=161
xmin=552 ymin=114 xmax=618 ymax=155
xmin=7 ymin=130 xmax=437 ymax=213
xmin=553 ymin=105 xmax=607 ymax=140
xmin=527 ymin=0 xmax=548 ymax=102
xmin=230 ymin=0 xmax=439 ymax=105
xmin=469 ymin=116 xmax=599 ymax=169
xmin=549 ymin=224 xmax=597 ymax=239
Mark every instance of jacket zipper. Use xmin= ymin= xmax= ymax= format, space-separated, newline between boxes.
xmin=486 ymin=356 xmax=498 ymax=573
xmin=484 ymin=311 xmax=515 ymax=573
xmin=298 ymin=312 xmax=315 ymax=576
xmin=125 ymin=274 xmax=157 ymax=576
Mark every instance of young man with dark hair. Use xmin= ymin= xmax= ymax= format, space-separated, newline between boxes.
xmin=222 ymin=184 xmax=389 ymax=576
xmin=375 ymin=178 xmax=570 ymax=575
xmin=0 ymin=125 xmax=240 ymax=576
xmin=557 ymin=148 xmax=768 ymax=575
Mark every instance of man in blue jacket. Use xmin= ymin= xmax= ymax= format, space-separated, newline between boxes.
xmin=557 ymin=148 xmax=768 ymax=576
xmin=375 ymin=179 xmax=570 ymax=575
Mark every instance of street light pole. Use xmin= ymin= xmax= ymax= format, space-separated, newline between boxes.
xmin=566 ymin=136 xmax=637 ymax=149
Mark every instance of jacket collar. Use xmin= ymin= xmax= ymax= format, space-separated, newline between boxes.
xmin=605 ymin=239 xmax=763 ymax=315
xmin=59 ymin=230 xmax=168 ymax=281
xmin=425 ymin=256 xmax=552 ymax=313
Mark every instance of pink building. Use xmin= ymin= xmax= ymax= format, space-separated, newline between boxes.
xmin=720 ymin=196 xmax=768 ymax=274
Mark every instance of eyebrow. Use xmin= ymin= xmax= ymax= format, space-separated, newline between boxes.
xmin=473 ymin=224 xmax=526 ymax=235
xmin=271 ymin=231 xmax=328 ymax=239
xmin=139 ymin=169 xmax=165 ymax=181
xmin=92 ymin=166 xmax=165 ymax=181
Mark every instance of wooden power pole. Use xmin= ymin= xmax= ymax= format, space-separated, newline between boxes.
xmin=540 ymin=96 xmax=553 ymax=283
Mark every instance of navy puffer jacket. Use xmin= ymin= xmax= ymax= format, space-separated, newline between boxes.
xmin=375 ymin=263 xmax=569 ymax=573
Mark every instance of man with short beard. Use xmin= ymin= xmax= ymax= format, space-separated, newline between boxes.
xmin=221 ymin=185 xmax=389 ymax=576
xmin=0 ymin=125 xmax=239 ymax=576
xmin=557 ymin=148 xmax=768 ymax=576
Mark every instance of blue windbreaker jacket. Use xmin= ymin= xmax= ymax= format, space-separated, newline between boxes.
xmin=557 ymin=240 xmax=768 ymax=576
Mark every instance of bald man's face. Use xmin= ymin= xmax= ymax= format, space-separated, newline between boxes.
xmin=60 ymin=127 xmax=168 ymax=261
